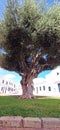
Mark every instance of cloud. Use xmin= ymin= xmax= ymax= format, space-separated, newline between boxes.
xmin=3 ymin=74 xmax=16 ymax=80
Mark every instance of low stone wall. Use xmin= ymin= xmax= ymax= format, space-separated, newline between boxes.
xmin=0 ymin=117 xmax=60 ymax=129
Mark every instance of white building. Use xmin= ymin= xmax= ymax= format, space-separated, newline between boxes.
xmin=33 ymin=67 xmax=60 ymax=97
xmin=0 ymin=78 xmax=21 ymax=95
xmin=0 ymin=67 xmax=60 ymax=97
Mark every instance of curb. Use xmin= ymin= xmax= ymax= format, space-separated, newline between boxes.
xmin=0 ymin=117 xmax=60 ymax=129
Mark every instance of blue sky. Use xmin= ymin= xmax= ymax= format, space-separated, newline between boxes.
xmin=0 ymin=68 xmax=22 ymax=84
xmin=0 ymin=0 xmax=60 ymax=19
xmin=0 ymin=67 xmax=51 ymax=84
xmin=0 ymin=0 xmax=6 ymax=19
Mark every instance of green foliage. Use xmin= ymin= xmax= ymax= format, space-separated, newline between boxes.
xmin=0 ymin=21 xmax=6 ymax=47
xmin=4 ymin=0 xmax=19 ymax=31
xmin=37 ymin=2 xmax=60 ymax=59
xmin=0 ymin=0 xmax=60 ymax=75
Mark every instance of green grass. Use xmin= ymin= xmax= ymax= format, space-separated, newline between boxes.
xmin=0 ymin=96 xmax=60 ymax=117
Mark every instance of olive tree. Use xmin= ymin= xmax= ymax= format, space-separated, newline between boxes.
xmin=0 ymin=0 xmax=60 ymax=98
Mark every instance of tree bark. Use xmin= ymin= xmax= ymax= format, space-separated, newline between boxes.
xmin=20 ymin=74 xmax=34 ymax=99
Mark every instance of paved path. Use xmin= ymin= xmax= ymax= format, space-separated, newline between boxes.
xmin=0 ymin=128 xmax=60 ymax=130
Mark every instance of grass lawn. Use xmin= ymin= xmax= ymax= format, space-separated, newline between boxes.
xmin=0 ymin=96 xmax=60 ymax=117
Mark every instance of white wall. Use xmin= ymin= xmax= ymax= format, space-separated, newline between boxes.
xmin=0 ymin=67 xmax=60 ymax=97
xmin=0 ymin=78 xmax=22 ymax=96
xmin=33 ymin=67 xmax=60 ymax=97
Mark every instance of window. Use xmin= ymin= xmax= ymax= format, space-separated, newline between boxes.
xmin=36 ymin=87 xmax=38 ymax=93
xmin=2 ymin=80 xmax=4 ymax=83
xmin=6 ymin=81 xmax=8 ymax=85
xmin=33 ymin=87 xmax=35 ymax=91
xmin=39 ymin=87 xmax=41 ymax=91
xmin=1 ymin=87 xmax=4 ymax=92
xmin=43 ymin=86 xmax=45 ymax=91
xmin=8 ymin=87 xmax=11 ymax=91
xmin=1 ymin=87 xmax=4 ymax=91
xmin=14 ymin=84 xmax=15 ymax=88
xmin=48 ymin=86 xmax=51 ymax=91
xmin=58 ymin=84 xmax=60 ymax=92
xmin=11 ymin=88 xmax=13 ymax=91
xmin=9 ymin=82 xmax=13 ymax=86
xmin=57 ymin=72 xmax=59 ymax=75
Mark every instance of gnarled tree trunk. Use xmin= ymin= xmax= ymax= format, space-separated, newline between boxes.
xmin=20 ymin=72 xmax=36 ymax=99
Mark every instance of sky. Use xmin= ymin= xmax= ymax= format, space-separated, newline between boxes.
xmin=0 ymin=0 xmax=6 ymax=19
xmin=0 ymin=0 xmax=60 ymax=84
xmin=0 ymin=0 xmax=60 ymax=19
xmin=0 ymin=67 xmax=51 ymax=84
xmin=0 ymin=66 xmax=60 ymax=84
xmin=0 ymin=67 xmax=22 ymax=84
